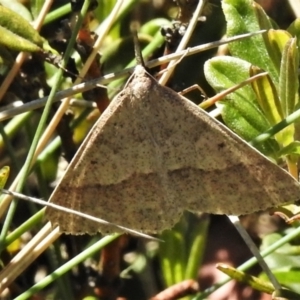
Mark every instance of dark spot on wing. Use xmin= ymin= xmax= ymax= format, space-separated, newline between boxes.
xmin=218 ymin=142 xmax=225 ymax=150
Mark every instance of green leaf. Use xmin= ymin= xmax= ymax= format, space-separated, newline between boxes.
xmin=250 ymin=66 xmax=284 ymax=125
xmin=253 ymin=1 xmax=274 ymax=30
xmin=204 ymin=56 xmax=280 ymax=158
xmin=0 ymin=5 xmax=44 ymax=46
xmin=217 ymin=263 xmax=274 ymax=294
xmin=279 ymin=38 xmax=299 ymax=117
xmin=160 ymin=229 xmax=186 ymax=286
xmin=0 ymin=25 xmax=42 ymax=53
xmin=0 ymin=0 xmax=32 ymax=21
xmin=276 ymin=37 xmax=299 ymax=148
xmin=222 ymin=0 xmax=278 ymax=83
xmin=278 ymin=141 xmax=300 ymax=156
xmin=249 ymin=66 xmax=294 ymax=147
xmin=0 ymin=5 xmax=59 ymax=58
xmin=260 ymin=232 xmax=300 ymax=271
xmin=264 ymin=29 xmax=291 ymax=74
xmin=185 ymin=215 xmax=209 ymax=280
xmin=260 ymin=269 xmax=300 ymax=294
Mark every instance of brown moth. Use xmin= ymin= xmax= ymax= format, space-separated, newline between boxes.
xmin=45 ymin=65 xmax=300 ymax=234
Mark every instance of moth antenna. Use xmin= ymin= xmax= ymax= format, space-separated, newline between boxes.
xmin=132 ymin=30 xmax=145 ymax=67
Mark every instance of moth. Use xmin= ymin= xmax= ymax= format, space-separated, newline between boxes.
xmin=45 ymin=65 xmax=300 ymax=234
